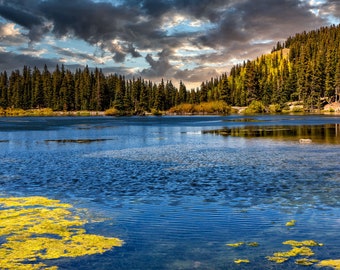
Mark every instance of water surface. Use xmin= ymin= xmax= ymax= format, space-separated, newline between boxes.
xmin=0 ymin=115 xmax=339 ymax=269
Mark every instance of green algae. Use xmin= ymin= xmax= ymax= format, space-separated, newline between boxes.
xmin=0 ymin=196 xmax=123 ymax=270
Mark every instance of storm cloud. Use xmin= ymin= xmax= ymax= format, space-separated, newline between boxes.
xmin=0 ymin=0 xmax=338 ymax=87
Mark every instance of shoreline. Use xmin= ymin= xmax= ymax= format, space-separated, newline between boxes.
xmin=1 ymin=105 xmax=340 ymax=117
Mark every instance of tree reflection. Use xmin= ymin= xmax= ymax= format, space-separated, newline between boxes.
xmin=203 ymin=124 xmax=340 ymax=144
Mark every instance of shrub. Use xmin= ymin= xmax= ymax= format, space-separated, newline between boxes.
xmin=268 ymin=104 xmax=281 ymax=113
xmin=244 ymin=100 xmax=266 ymax=114
xmin=104 ymin=107 xmax=120 ymax=116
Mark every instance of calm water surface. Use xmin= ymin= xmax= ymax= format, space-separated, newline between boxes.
xmin=0 ymin=115 xmax=340 ymax=269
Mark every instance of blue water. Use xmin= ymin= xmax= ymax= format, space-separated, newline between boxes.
xmin=0 ymin=115 xmax=340 ymax=269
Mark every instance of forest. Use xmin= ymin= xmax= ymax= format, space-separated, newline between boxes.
xmin=0 ymin=24 xmax=340 ymax=114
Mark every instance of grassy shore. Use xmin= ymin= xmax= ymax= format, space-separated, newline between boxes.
xmin=1 ymin=101 xmax=339 ymax=117
xmin=0 ymin=108 xmax=105 ymax=117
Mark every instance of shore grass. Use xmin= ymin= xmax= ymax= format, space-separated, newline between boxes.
xmin=168 ymin=101 xmax=235 ymax=115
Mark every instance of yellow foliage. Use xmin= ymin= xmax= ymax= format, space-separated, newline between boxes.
xmin=317 ymin=259 xmax=340 ymax=269
xmin=169 ymin=101 xmax=231 ymax=115
xmin=104 ymin=107 xmax=120 ymax=116
xmin=0 ymin=196 xmax=123 ymax=269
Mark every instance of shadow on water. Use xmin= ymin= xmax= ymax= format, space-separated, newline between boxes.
xmin=203 ymin=124 xmax=340 ymax=144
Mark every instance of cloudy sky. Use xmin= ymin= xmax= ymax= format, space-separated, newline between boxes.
xmin=0 ymin=0 xmax=339 ymax=88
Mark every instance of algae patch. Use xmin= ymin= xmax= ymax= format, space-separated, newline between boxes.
xmin=285 ymin=219 xmax=296 ymax=226
xmin=234 ymin=259 xmax=250 ymax=264
xmin=317 ymin=259 xmax=340 ymax=269
xmin=226 ymin=242 xmax=244 ymax=247
xmin=0 ymin=196 xmax=123 ymax=269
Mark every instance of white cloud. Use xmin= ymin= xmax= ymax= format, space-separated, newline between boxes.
xmin=0 ymin=23 xmax=20 ymax=36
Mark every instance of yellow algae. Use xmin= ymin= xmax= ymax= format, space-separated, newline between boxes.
xmin=285 ymin=219 xmax=296 ymax=226
xmin=266 ymin=256 xmax=289 ymax=263
xmin=226 ymin=242 xmax=244 ymax=247
xmin=274 ymin=246 xmax=315 ymax=257
xmin=283 ymin=240 xmax=322 ymax=247
xmin=317 ymin=259 xmax=340 ymax=269
xmin=0 ymin=196 xmax=123 ymax=269
xmin=234 ymin=259 xmax=250 ymax=264
xmin=295 ymin=258 xmax=319 ymax=266
xmin=247 ymin=242 xmax=259 ymax=247
xmin=0 ymin=196 xmax=71 ymax=208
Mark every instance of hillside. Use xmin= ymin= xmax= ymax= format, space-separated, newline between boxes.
xmin=204 ymin=24 xmax=340 ymax=111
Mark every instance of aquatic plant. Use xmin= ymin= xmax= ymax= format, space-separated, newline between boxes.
xmin=226 ymin=241 xmax=259 ymax=248
xmin=234 ymin=259 xmax=250 ymax=264
xmin=295 ymin=258 xmax=319 ymax=266
xmin=0 ymin=196 xmax=123 ymax=269
xmin=266 ymin=256 xmax=289 ymax=263
xmin=273 ymin=246 xmax=315 ymax=257
xmin=285 ymin=219 xmax=296 ymax=226
xmin=283 ymin=240 xmax=323 ymax=247
xmin=317 ymin=259 xmax=340 ymax=269
xmin=226 ymin=242 xmax=245 ymax=247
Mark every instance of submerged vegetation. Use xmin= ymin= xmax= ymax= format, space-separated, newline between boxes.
xmin=226 ymin=220 xmax=339 ymax=269
xmin=0 ymin=196 xmax=123 ymax=270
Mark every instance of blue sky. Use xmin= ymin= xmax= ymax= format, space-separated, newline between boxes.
xmin=0 ymin=0 xmax=339 ymax=88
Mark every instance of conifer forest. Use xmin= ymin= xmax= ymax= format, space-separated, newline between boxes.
xmin=0 ymin=24 xmax=339 ymax=113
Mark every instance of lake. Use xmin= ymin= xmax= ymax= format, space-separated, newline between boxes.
xmin=0 ymin=115 xmax=340 ymax=269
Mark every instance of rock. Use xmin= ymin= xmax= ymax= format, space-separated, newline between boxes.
xmin=299 ymin=138 xmax=312 ymax=144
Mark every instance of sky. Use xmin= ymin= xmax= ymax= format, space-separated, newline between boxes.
xmin=0 ymin=0 xmax=339 ymax=89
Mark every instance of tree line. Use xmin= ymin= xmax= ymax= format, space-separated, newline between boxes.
xmin=0 ymin=65 xmax=195 ymax=113
xmin=0 ymin=24 xmax=340 ymax=113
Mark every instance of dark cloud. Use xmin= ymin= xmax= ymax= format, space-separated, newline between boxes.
xmin=321 ymin=0 xmax=340 ymax=19
xmin=0 ymin=3 xmax=42 ymax=29
xmin=50 ymin=45 xmax=98 ymax=62
xmin=174 ymin=67 xmax=220 ymax=83
xmin=0 ymin=0 xmax=338 ymax=87
xmin=0 ymin=51 xmax=59 ymax=71
xmin=141 ymin=48 xmax=174 ymax=78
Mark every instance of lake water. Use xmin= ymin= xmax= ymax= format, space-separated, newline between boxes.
xmin=0 ymin=115 xmax=340 ymax=269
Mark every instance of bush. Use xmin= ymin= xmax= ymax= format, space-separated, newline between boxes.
xmin=168 ymin=101 xmax=231 ymax=115
xmin=168 ymin=103 xmax=194 ymax=114
xmin=268 ymin=104 xmax=281 ymax=113
xmin=27 ymin=108 xmax=54 ymax=116
xmin=104 ymin=107 xmax=120 ymax=116
xmin=244 ymin=100 xmax=266 ymax=114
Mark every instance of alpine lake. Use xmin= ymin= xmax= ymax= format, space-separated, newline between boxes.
xmin=0 ymin=114 xmax=339 ymax=270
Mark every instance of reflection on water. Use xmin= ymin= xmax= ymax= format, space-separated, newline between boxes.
xmin=0 ymin=115 xmax=340 ymax=269
xmin=203 ymin=124 xmax=340 ymax=144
